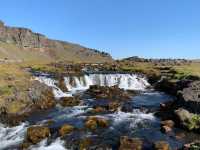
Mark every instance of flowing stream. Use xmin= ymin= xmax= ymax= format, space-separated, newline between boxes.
xmin=0 ymin=73 xmax=199 ymax=150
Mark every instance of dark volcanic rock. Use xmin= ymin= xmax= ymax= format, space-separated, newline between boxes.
xmin=155 ymin=78 xmax=191 ymax=95
xmin=178 ymin=81 xmax=200 ymax=113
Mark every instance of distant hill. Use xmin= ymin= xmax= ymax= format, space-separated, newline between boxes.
xmin=0 ymin=20 xmax=112 ymax=63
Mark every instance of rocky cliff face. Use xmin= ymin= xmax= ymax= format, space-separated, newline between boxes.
xmin=0 ymin=20 xmax=112 ymax=63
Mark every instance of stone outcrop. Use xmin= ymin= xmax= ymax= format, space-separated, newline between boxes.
xmin=0 ymin=20 xmax=112 ymax=63
xmin=86 ymin=85 xmax=131 ymax=101
xmin=29 ymin=80 xmax=55 ymax=109
xmin=0 ymin=80 xmax=56 ymax=126
xmin=122 ymin=56 xmax=191 ymax=66
xmin=178 ymin=81 xmax=200 ymax=113
xmin=175 ymin=108 xmax=200 ymax=131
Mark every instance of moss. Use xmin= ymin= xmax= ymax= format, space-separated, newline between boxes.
xmin=186 ymin=114 xmax=200 ymax=131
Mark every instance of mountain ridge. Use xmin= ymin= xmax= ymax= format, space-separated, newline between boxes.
xmin=0 ymin=20 xmax=112 ymax=63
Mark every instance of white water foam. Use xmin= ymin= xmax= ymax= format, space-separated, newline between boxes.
xmin=106 ymin=109 xmax=155 ymax=128
xmin=0 ymin=123 xmax=28 ymax=150
xmin=35 ymin=74 xmax=150 ymax=98
xmin=35 ymin=77 xmax=73 ymax=98
xmin=29 ymin=138 xmax=66 ymax=150
xmin=64 ymin=74 xmax=149 ymax=91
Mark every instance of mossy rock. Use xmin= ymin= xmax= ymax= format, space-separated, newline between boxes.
xmin=59 ymin=124 xmax=74 ymax=136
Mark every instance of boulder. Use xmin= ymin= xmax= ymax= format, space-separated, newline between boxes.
xmin=59 ymin=124 xmax=74 ymax=136
xmin=153 ymin=141 xmax=171 ymax=150
xmin=175 ymin=108 xmax=192 ymax=128
xmin=85 ymin=117 xmax=108 ymax=130
xmin=26 ymin=126 xmax=50 ymax=144
xmin=175 ymin=108 xmax=200 ymax=131
xmin=29 ymin=80 xmax=55 ymax=109
xmin=160 ymin=120 xmax=174 ymax=134
xmin=119 ymin=136 xmax=143 ymax=150
xmin=178 ymin=81 xmax=200 ymax=113
xmin=59 ymin=97 xmax=80 ymax=107
xmin=85 ymin=119 xmax=98 ymax=130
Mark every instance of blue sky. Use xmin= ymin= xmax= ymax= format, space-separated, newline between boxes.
xmin=0 ymin=0 xmax=200 ymax=59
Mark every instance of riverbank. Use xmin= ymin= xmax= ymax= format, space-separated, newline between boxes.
xmin=0 ymin=60 xmax=200 ymax=149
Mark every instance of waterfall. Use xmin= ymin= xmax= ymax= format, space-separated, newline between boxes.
xmin=64 ymin=74 xmax=150 ymax=91
xmin=35 ymin=74 xmax=150 ymax=98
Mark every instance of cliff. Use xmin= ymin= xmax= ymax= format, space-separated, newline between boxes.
xmin=0 ymin=20 xmax=112 ymax=63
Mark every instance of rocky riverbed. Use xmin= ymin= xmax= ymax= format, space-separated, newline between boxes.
xmin=0 ymin=72 xmax=200 ymax=150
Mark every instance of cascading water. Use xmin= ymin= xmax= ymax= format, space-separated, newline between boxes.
xmin=35 ymin=74 xmax=150 ymax=98
xmin=0 ymin=73 xmax=189 ymax=150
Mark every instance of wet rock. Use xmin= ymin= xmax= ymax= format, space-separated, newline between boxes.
xmin=90 ymin=106 xmax=106 ymax=113
xmin=153 ymin=141 xmax=171 ymax=150
xmin=175 ymin=108 xmax=193 ymax=129
xmin=161 ymin=125 xmax=172 ymax=134
xmin=155 ymin=78 xmax=191 ymax=96
xmin=21 ymin=142 xmax=32 ymax=150
xmin=59 ymin=97 xmax=80 ymax=107
xmin=85 ymin=118 xmax=98 ymax=130
xmin=155 ymin=101 xmax=177 ymax=121
xmin=161 ymin=120 xmax=175 ymax=128
xmin=56 ymin=77 xmax=68 ymax=92
xmin=108 ymin=102 xmax=120 ymax=112
xmin=85 ymin=117 xmax=109 ymax=130
xmin=86 ymin=85 xmax=131 ymax=101
xmin=178 ymin=81 xmax=200 ymax=113
xmin=175 ymin=108 xmax=200 ymax=131
xmin=119 ymin=136 xmax=143 ymax=150
xmin=160 ymin=120 xmax=174 ymax=134
xmin=59 ymin=124 xmax=74 ymax=136
xmin=155 ymin=79 xmax=179 ymax=95
xmin=26 ymin=126 xmax=50 ymax=144
xmin=121 ymin=102 xmax=133 ymax=112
